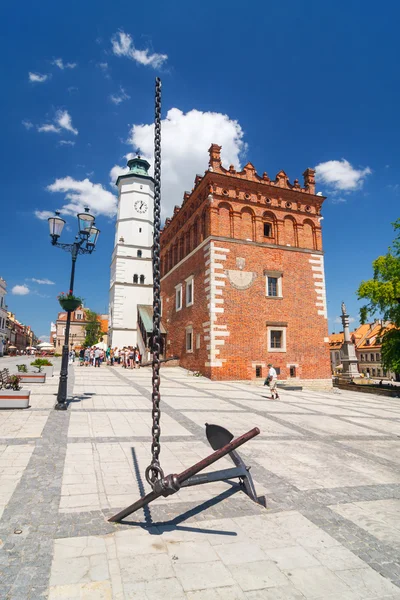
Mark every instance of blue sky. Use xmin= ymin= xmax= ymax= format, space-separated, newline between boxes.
xmin=1 ymin=0 xmax=399 ymax=341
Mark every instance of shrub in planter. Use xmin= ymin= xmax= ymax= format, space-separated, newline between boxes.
xmin=9 ymin=375 xmax=22 ymax=390
xmin=30 ymin=358 xmax=53 ymax=373
xmin=17 ymin=364 xmax=28 ymax=373
xmin=57 ymin=291 xmax=82 ymax=312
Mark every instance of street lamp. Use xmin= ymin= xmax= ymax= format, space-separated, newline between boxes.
xmin=48 ymin=207 xmax=100 ymax=410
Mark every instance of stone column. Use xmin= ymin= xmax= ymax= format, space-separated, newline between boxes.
xmin=340 ymin=302 xmax=360 ymax=380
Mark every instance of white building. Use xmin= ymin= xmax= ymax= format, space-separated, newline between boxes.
xmin=0 ymin=278 xmax=7 ymax=356
xmin=108 ymin=156 xmax=154 ymax=348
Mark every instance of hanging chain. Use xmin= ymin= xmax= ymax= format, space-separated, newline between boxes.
xmin=145 ymin=77 xmax=164 ymax=489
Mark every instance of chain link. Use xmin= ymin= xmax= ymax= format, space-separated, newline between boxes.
xmin=146 ymin=76 xmax=164 ymax=489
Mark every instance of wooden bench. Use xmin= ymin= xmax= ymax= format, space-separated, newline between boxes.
xmin=0 ymin=369 xmax=12 ymax=389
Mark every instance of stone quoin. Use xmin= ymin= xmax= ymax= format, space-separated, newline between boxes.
xmin=160 ymin=144 xmax=332 ymax=388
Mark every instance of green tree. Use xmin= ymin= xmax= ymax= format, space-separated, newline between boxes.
xmin=358 ymin=219 xmax=400 ymax=376
xmin=84 ymin=310 xmax=102 ymax=347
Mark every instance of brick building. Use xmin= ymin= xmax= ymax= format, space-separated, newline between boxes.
xmin=160 ymin=144 xmax=331 ymax=388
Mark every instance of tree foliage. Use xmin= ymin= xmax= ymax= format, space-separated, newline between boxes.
xmin=84 ymin=310 xmax=102 ymax=347
xmin=357 ymin=219 xmax=400 ymax=373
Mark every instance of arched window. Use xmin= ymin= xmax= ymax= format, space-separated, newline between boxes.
xmin=140 ymin=275 xmax=145 ymax=284
xmin=133 ymin=274 xmax=138 ymax=284
xmin=137 ymin=250 xmax=142 ymax=258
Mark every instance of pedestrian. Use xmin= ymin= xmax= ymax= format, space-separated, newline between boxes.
xmin=265 ymin=363 xmax=279 ymax=399
xmin=94 ymin=347 xmax=101 ymax=367
xmin=129 ymin=346 xmax=135 ymax=369
xmin=68 ymin=350 xmax=74 ymax=365
xmin=79 ymin=348 xmax=85 ymax=366
xmin=135 ymin=347 xmax=141 ymax=369
xmin=84 ymin=347 xmax=90 ymax=366
xmin=114 ymin=347 xmax=119 ymax=365
xmin=125 ymin=346 xmax=131 ymax=369
xmin=106 ymin=346 xmax=111 ymax=365
xmin=110 ymin=347 xmax=114 ymax=366
xmin=89 ymin=347 xmax=94 ymax=366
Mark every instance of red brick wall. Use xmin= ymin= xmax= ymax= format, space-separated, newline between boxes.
xmin=208 ymin=241 xmax=331 ymax=381
xmin=161 ymin=242 xmax=212 ymax=377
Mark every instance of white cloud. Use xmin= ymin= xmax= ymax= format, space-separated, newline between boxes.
xmin=110 ymin=107 xmax=246 ymax=217
xmin=30 ymin=278 xmax=55 ymax=285
xmin=34 ymin=210 xmax=54 ymax=220
xmin=39 ymin=335 xmax=50 ymax=342
xmin=46 ymin=177 xmax=117 ymax=218
xmin=29 ymin=72 xmax=49 ymax=83
xmin=98 ymin=62 xmax=109 ymax=71
xmin=109 ymin=163 xmax=129 ymax=186
xmin=315 ymin=159 xmax=371 ymax=191
xmin=111 ymin=31 xmax=167 ymax=69
xmin=22 ymin=120 xmax=34 ymax=129
xmin=11 ymin=285 xmax=30 ymax=296
xmin=37 ymin=124 xmax=61 ymax=133
xmin=55 ymin=110 xmax=78 ymax=135
xmin=331 ymin=197 xmax=347 ymax=205
xmin=52 ymin=58 xmax=77 ymax=70
xmin=37 ymin=110 xmax=78 ymax=136
xmin=59 ymin=140 xmax=76 ymax=146
xmin=110 ymin=87 xmax=130 ymax=105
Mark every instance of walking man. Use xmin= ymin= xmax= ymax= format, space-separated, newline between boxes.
xmin=265 ymin=363 xmax=279 ymax=399
xmin=94 ymin=347 xmax=101 ymax=368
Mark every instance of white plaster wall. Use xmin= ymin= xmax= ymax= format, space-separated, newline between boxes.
xmin=109 ymin=173 xmax=154 ymax=347
xmin=203 ymin=242 xmax=230 ymax=368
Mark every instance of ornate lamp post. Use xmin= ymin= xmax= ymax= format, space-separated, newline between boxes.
xmin=48 ymin=208 xmax=100 ymax=410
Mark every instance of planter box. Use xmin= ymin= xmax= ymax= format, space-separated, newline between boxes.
xmin=0 ymin=389 xmax=30 ymax=409
xmin=30 ymin=366 xmax=53 ymax=377
xmin=19 ymin=373 xmax=46 ymax=384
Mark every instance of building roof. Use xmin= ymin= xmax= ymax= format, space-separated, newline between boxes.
xmin=329 ymin=320 xmax=396 ymax=351
xmin=138 ymin=305 xmax=166 ymax=334
xmin=329 ymin=333 xmax=344 ymax=349
xmin=357 ymin=321 xmax=395 ymax=349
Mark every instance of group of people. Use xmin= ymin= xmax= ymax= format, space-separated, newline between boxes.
xmin=76 ymin=346 xmax=142 ymax=369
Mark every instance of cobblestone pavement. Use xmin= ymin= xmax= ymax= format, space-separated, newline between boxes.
xmin=1 ymin=361 xmax=400 ymax=599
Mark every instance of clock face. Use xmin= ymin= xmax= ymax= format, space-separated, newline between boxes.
xmin=134 ymin=200 xmax=147 ymax=214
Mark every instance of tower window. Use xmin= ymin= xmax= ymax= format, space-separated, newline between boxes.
xmin=139 ymin=228 xmax=142 ymax=233
xmin=140 ymin=275 xmax=145 ymax=284
xmin=175 ymin=284 xmax=182 ymax=311
xmin=264 ymin=271 xmax=282 ymax=298
xmin=186 ymin=326 xmax=193 ymax=352
xmin=255 ymin=365 xmax=262 ymax=378
xmin=263 ymin=223 xmax=272 ymax=237
xmin=137 ymin=250 xmax=142 ymax=258
xmin=267 ymin=277 xmax=278 ymax=297
xmin=186 ymin=276 xmax=194 ymax=307
xmin=270 ymin=330 xmax=282 ymax=349
xmin=267 ymin=325 xmax=286 ymax=352
xmin=133 ymin=274 xmax=138 ymax=284
xmin=289 ymin=366 xmax=297 ymax=378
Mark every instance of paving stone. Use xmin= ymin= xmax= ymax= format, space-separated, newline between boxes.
xmin=1 ymin=361 xmax=400 ymax=598
xmin=229 ymin=559 xmax=289 ymax=591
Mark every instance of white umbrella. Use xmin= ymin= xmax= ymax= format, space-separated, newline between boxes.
xmin=37 ymin=342 xmax=54 ymax=348
xmin=26 ymin=346 xmax=37 ymax=350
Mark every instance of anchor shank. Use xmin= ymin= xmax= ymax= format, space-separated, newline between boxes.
xmin=108 ymin=490 xmax=160 ymax=522
xmin=177 ymin=427 xmax=260 ymax=485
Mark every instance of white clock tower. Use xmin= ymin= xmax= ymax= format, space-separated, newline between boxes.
xmin=109 ymin=156 xmax=154 ymax=348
